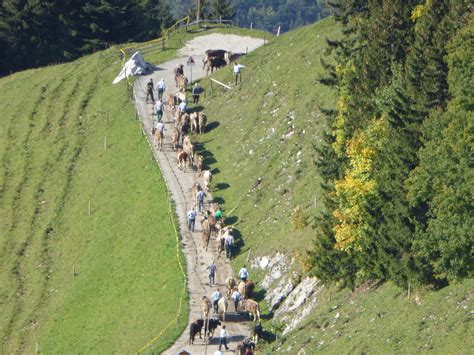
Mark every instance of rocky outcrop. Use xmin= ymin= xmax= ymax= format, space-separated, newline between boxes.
xmin=251 ymin=253 xmax=323 ymax=334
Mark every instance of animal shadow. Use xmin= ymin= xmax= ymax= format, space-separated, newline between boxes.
xmin=206 ymin=121 xmax=220 ymax=132
xmin=224 ymin=215 xmax=238 ymax=225
xmin=212 ymin=196 xmax=225 ymax=205
xmin=188 ymin=105 xmax=205 ymax=113
xmin=215 ymin=182 xmax=230 ymax=190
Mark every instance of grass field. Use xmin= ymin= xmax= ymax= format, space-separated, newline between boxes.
xmin=190 ymin=17 xmax=473 ymax=353
xmin=0 ymin=26 xmax=265 ymax=353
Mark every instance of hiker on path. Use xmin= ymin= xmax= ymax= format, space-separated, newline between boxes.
xmin=178 ymin=99 xmax=187 ymax=114
xmin=224 ymin=232 xmax=234 ymax=259
xmin=231 ymin=288 xmax=241 ymax=312
xmin=192 ymin=83 xmax=203 ymax=104
xmin=211 ymin=288 xmax=221 ymax=313
xmin=153 ymin=120 xmax=165 ymax=150
xmin=219 ymin=325 xmax=230 ymax=351
xmin=196 ymin=189 xmax=205 ymax=212
xmin=239 ymin=266 xmax=249 ymax=282
xmin=215 ymin=208 xmax=222 ymax=220
xmin=156 ymin=78 xmax=166 ymax=100
xmin=154 ymin=99 xmax=163 ymax=122
xmin=146 ymin=78 xmax=155 ymax=104
xmin=208 ymin=260 xmax=217 ymax=286
xmin=233 ymin=62 xmax=245 ymax=85
xmin=187 ymin=208 xmax=197 ymax=232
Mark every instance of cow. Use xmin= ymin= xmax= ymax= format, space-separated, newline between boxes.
xmin=203 ymin=49 xmax=227 ymax=69
xmin=190 ymin=112 xmax=199 ymax=133
xmin=240 ymin=299 xmax=260 ymax=322
xmin=204 ymin=318 xmax=221 ymax=339
xmin=189 ymin=319 xmax=204 ymax=344
xmin=201 ymin=217 xmax=211 ymax=251
xmin=182 ymin=135 xmax=191 ymax=148
xmin=253 ymin=323 xmax=263 ymax=344
xmin=201 ymin=296 xmax=211 ymax=319
xmin=238 ymin=280 xmax=247 ymax=299
xmin=225 ymin=276 xmax=236 ymax=299
xmin=236 ymin=337 xmax=256 ymax=355
xmin=171 ymin=127 xmax=180 ymax=151
xmin=205 ymin=56 xmax=227 ymax=75
xmin=245 ymin=280 xmax=255 ymax=299
xmin=195 ymin=154 xmax=204 ymax=174
xmin=202 ymin=170 xmax=212 ymax=191
xmin=218 ymin=297 xmax=228 ymax=321
xmin=192 ymin=182 xmax=202 ymax=208
xmin=177 ymin=149 xmax=188 ymax=171
xmin=198 ymin=111 xmax=207 ymax=134
xmin=153 ymin=127 xmax=164 ymax=151
xmin=167 ymin=92 xmax=176 ymax=112
xmin=176 ymin=75 xmax=188 ymax=90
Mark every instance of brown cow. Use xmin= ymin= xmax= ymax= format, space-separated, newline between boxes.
xmin=203 ymin=49 xmax=227 ymax=69
xmin=205 ymin=56 xmax=227 ymax=75
xmin=201 ymin=296 xmax=211 ymax=319
xmin=198 ymin=111 xmax=207 ymax=134
xmin=195 ymin=154 xmax=204 ymax=174
xmin=192 ymin=182 xmax=202 ymax=208
xmin=177 ymin=149 xmax=188 ymax=171
xmin=238 ymin=281 xmax=247 ymax=299
xmin=176 ymin=75 xmax=188 ymax=90
xmin=240 ymin=299 xmax=260 ymax=322
xmin=171 ymin=127 xmax=180 ymax=151
xmin=201 ymin=218 xmax=211 ymax=251
xmin=225 ymin=276 xmax=236 ymax=299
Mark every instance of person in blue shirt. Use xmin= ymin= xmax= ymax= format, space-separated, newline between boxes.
xmin=192 ymin=83 xmax=203 ymax=104
xmin=239 ymin=266 xmax=249 ymax=282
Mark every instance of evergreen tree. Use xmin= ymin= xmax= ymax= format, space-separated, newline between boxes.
xmin=210 ymin=0 xmax=235 ymax=20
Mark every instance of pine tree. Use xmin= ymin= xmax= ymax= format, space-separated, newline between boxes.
xmin=210 ymin=0 xmax=235 ymax=20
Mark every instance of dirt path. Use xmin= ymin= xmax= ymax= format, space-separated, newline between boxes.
xmin=133 ymin=35 xmax=264 ymax=354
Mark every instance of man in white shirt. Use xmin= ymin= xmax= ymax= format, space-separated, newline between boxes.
xmin=231 ymin=289 xmax=241 ymax=312
xmin=187 ymin=208 xmax=196 ymax=232
xmin=156 ymin=78 xmax=166 ymax=100
xmin=154 ymin=99 xmax=163 ymax=122
xmin=233 ymin=62 xmax=245 ymax=85
xmin=219 ymin=325 xmax=229 ymax=351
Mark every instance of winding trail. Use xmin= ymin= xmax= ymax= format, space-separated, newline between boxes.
xmin=133 ymin=35 xmax=264 ymax=354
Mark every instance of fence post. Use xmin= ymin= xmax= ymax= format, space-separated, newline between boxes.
xmin=250 ymin=22 xmax=253 ymax=30
xmin=277 ymin=26 xmax=281 ymax=36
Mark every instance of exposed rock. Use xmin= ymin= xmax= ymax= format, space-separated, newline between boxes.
xmin=265 ymin=276 xmax=295 ymax=311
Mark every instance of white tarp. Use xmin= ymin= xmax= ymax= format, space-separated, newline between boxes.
xmin=112 ymin=51 xmax=151 ymax=84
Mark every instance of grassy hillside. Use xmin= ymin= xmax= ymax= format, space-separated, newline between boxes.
xmin=0 ymin=48 xmax=188 ymax=353
xmin=194 ymin=17 xmax=473 ymax=352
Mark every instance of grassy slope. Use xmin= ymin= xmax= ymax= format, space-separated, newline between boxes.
xmin=0 ymin=26 xmax=267 ymax=353
xmin=0 ymin=48 xmax=186 ymax=354
xmin=194 ymin=18 xmax=473 ymax=353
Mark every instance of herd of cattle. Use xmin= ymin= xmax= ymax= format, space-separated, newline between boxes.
xmin=152 ymin=49 xmax=263 ymax=353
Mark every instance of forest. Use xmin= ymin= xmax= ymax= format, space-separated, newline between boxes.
xmin=0 ymin=0 xmax=330 ymax=75
xmin=310 ymin=0 xmax=473 ymax=290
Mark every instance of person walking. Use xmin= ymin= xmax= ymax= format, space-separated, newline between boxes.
xmin=154 ymin=99 xmax=163 ymax=122
xmin=218 ymin=325 xmax=229 ymax=351
xmin=208 ymin=260 xmax=217 ymax=286
xmin=156 ymin=78 xmax=166 ymax=100
xmin=187 ymin=208 xmax=197 ymax=232
xmin=224 ymin=232 xmax=234 ymax=259
xmin=192 ymin=83 xmax=202 ymax=104
xmin=196 ymin=189 xmax=205 ymax=212
xmin=239 ymin=266 xmax=249 ymax=282
xmin=231 ymin=288 xmax=241 ymax=312
xmin=233 ymin=62 xmax=245 ymax=85
xmin=146 ymin=78 xmax=155 ymax=104
xmin=211 ymin=288 xmax=221 ymax=313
